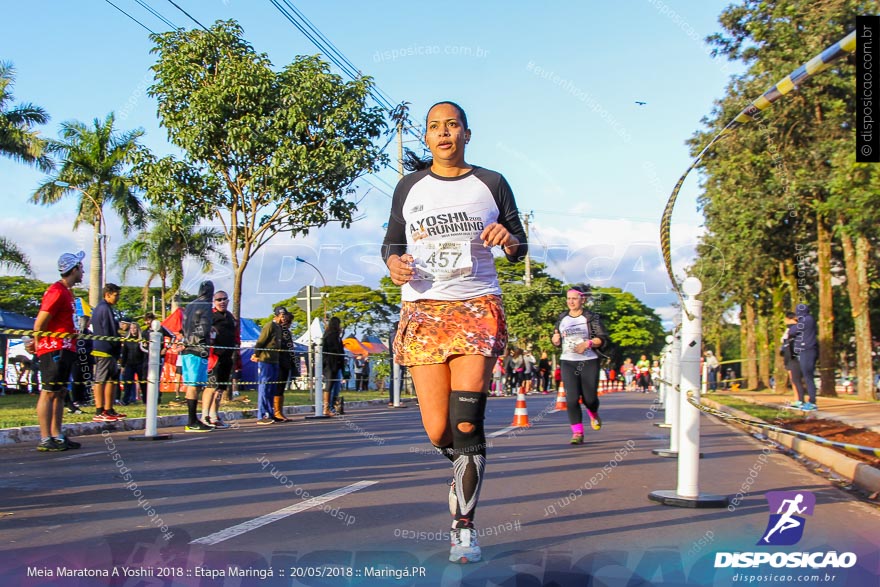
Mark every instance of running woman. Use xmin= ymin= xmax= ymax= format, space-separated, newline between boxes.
xmin=382 ymin=101 xmax=527 ymax=564
xmin=551 ymin=286 xmax=610 ymax=444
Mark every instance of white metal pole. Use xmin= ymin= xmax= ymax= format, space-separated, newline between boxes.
xmin=677 ymin=278 xmax=703 ymax=497
xmin=393 ymin=361 xmax=401 ymax=407
xmin=130 ymin=320 xmax=170 ymax=441
xmin=701 ymin=361 xmax=708 ymax=395
xmin=314 ymin=339 xmax=324 ymax=416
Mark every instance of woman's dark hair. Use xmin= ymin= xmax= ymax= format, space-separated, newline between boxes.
xmin=402 ymin=101 xmax=469 ymax=172
xmin=326 ymin=316 xmax=341 ymax=334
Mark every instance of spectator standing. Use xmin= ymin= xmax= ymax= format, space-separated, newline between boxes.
xmin=91 ymin=283 xmax=125 ymax=422
xmin=274 ymin=309 xmax=295 ymax=421
xmin=253 ymin=307 xmax=284 ymax=424
xmin=29 ymin=251 xmax=85 ymax=451
xmin=704 ymin=350 xmax=720 ymax=392
xmin=181 ymin=281 xmax=215 ymax=432
xmin=793 ymin=304 xmax=819 ymax=410
xmin=322 ymin=316 xmax=345 ymax=416
xmin=635 ymin=354 xmax=651 ymax=392
xmin=522 ymin=348 xmax=536 ymax=394
xmin=203 ymin=290 xmax=239 ymax=427
xmin=355 ymin=355 xmax=370 ymax=391
xmin=621 ymin=358 xmax=635 ymax=391
xmin=120 ymin=321 xmax=148 ymax=404
xmin=538 ymin=351 xmax=551 ymax=393
xmin=782 ymin=311 xmax=808 ymax=408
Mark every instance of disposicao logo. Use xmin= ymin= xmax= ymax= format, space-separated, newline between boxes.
xmin=714 ymin=490 xmax=858 ymax=570
xmin=758 ymin=490 xmax=815 ymax=546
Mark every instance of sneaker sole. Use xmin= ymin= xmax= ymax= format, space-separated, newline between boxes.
xmin=449 ymin=553 xmax=482 ymax=564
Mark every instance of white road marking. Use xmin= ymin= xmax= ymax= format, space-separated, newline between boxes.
xmin=190 ymin=480 xmax=377 ymax=545
xmin=488 ymin=426 xmax=519 ymax=438
xmin=58 ymin=450 xmax=106 ymax=460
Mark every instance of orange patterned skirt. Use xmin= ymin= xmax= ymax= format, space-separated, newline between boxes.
xmin=394 ymin=295 xmax=508 ymax=366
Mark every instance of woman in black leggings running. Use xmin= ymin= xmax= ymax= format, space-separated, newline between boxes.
xmin=551 ymin=286 xmax=610 ymax=444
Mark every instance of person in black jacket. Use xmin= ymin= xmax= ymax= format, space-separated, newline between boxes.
xmin=782 ymin=311 xmax=808 ymax=408
xmin=120 ymin=321 xmax=148 ymax=404
xmin=551 ymin=285 xmax=610 ymax=444
xmin=91 ymin=283 xmax=124 ymax=422
xmin=181 ymin=281 xmax=215 ymax=432
xmin=793 ymin=304 xmax=819 ymax=410
xmin=322 ymin=316 xmax=345 ymax=416
xmin=203 ymin=291 xmax=239 ymax=428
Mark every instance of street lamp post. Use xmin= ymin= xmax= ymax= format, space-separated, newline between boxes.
xmin=295 ymin=256 xmax=328 ymax=320
xmin=296 ymin=256 xmax=330 ymax=417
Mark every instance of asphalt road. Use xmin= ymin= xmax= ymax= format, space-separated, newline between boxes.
xmin=1 ymin=392 xmax=878 ymax=586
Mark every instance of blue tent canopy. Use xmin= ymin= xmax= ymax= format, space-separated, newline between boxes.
xmin=0 ymin=309 xmax=35 ymax=332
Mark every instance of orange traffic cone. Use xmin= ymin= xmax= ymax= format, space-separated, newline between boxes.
xmin=554 ymin=383 xmax=567 ymax=410
xmin=511 ymin=387 xmax=531 ymax=427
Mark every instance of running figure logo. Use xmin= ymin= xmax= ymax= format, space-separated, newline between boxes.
xmin=758 ymin=491 xmax=815 ymax=546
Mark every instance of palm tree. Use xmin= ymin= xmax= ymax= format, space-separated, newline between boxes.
xmin=0 ymin=61 xmax=52 ymax=171
xmin=0 ymin=235 xmax=31 ymax=274
xmin=1 ymin=61 xmax=48 ymax=275
xmin=30 ymin=113 xmax=145 ymax=307
xmin=116 ymin=206 xmax=227 ymax=319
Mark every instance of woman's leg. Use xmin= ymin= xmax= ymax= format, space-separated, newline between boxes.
xmin=561 ymin=361 xmax=583 ymax=428
xmin=579 ymin=360 xmax=601 ymax=425
xmin=411 ymin=356 xmax=493 ymax=522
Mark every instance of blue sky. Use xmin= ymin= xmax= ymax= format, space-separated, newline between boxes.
xmin=1 ymin=0 xmax=743 ymax=321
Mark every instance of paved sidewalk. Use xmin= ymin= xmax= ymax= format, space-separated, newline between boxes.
xmin=699 ymin=390 xmax=880 ymax=496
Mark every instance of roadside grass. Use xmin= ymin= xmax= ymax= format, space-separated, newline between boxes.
xmin=704 ymin=393 xmax=802 ymax=423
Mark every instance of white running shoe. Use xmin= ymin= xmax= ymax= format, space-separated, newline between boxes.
xmin=449 ymin=524 xmax=481 ymax=564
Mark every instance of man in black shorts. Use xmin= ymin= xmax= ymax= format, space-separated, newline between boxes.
xmin=29 ymin=251 xmax=86 ymax=451
xmin=203 ymin=290 xmax=239 ymax=428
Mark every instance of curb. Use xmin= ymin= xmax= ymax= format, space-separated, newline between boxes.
xmin=701 ymin=397 xmax=880 ymax=496
xmin=0 ymin=398 xmax=410 ymax=446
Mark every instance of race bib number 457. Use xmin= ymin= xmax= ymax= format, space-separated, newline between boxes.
xmin=413 ymin=240 xmax=473 ymax=281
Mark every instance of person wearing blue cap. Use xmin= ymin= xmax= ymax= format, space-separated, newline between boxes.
xmin=28 ymin=251 xmax=85 ymax=451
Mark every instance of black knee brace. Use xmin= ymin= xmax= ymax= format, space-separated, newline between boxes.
xmin=449 ymin=391 xmax=487 ymax=456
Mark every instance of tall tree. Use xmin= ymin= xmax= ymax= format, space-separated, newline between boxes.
xmin=699 ymin=0 xmax=872 ymax=394
xmin=30 ymin=113 xmax=146 ymax=307
xmin=496 ymin=259 xmax=565 ymax=352
xmin=0 ymin=236 xmax=31 ymax=275
xmin=1 ymin=62 xmax=49 ymax=275
xmin=825 ymin=154 xmax=879 ymax=399
xmin=0 ymin=61 xmax=51 ymax=171
xmin=115 ymin=206 xmax=227 ymax=318
xmin=140 ymin=20 xmax=387 ymax=321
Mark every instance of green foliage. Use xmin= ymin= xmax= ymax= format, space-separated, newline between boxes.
xmin=30 ymin=113 xmax=146 ymax=307
xmin=495 ymin=259 xmax=664 ymax=365
xmin=0 ymin=236 xmax=31 ymax=275
xmin=115 ymin=205 xmax=226 ymax=312
xmin=0 ymin=276 xmax=49 ymax=316
xmin=0 ymin=61 xmax=52 ymax=171
xmin=496 ymin=259 xmax=565 ymax=352
xmin=258 ymin=284 xmax=397 ymax=338
xmin=140 ymin=20 xmax=388 ymax=320
xmin=689 ymin=0 xmax=877 ymax=378
xmin=590 ymin=287 xmax=665 ymax=365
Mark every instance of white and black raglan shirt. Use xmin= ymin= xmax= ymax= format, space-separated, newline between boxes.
xmin=382 ymin=167 xmax=528 ymax=302
xmin=557 ymin=314 xmax=599 ymax=362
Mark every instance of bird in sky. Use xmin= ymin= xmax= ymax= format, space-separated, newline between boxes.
xmin=635 ymin=101 xmax=647 ymax=105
